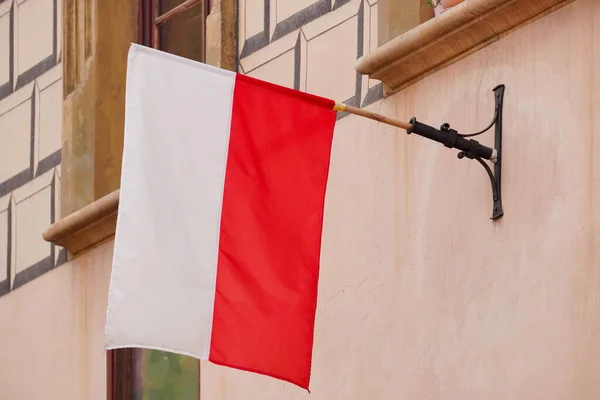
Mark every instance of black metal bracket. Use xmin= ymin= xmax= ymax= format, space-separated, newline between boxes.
xmin=407 ymin=85 xmax=505 ymax=220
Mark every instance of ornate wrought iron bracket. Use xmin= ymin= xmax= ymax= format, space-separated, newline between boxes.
xmin=407 ymin=85 xmax=505 ymax=220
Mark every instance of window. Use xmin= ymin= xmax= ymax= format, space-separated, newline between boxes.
xmin=139 ymin=0 xmax=210 ymax=62
xmin=130 ymin=349 xmax=200 ymax=399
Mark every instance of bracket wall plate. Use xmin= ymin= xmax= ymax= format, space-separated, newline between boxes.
xmin=407 ymin=85 xmax=505 ymax=220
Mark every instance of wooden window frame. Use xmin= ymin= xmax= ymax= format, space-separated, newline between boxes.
xmin=107 ymin=349 xmax=133 ymax=400
xmin=139 ymin=0 xmax=210 ymax=61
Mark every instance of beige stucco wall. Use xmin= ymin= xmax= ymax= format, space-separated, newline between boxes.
xmin=0 ymin=241 xmax=113 ymax=400
xmin=202 ymin=0 xmax=600 ymax=398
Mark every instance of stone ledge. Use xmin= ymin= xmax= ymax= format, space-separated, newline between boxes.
xmin=356 ymin=0 xmax=574 ymax=94
xmin=43 ymin=189 xmax=119 ymax=257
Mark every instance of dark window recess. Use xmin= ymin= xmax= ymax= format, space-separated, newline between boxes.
xmin=139 ymin=0 xmax=210 ymax=62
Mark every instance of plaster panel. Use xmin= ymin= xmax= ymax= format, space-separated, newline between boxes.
xmin=247 ymin=48 xmax=295 ymax=88
xmin=244 ymin=0 xmax=265 ymax=38
xmin=0 ymin=79 xmax=34 ymax=114
xmin=238 ymin=0 xmax=246 ymax=53
xmin=14 ymin=176 xmax=52 ymax=273
xmin=36 ymin=56 xmax=61 ymax=89
xmin=301 ymin=0 xmax=360 ymax=40
xmin=0 ymin=98 xmax=31 ymax=182
xmin=53 ymin=167 xmax=63 ymax=266
xmin=0 ymin=10 xmax=10 ymax=86
xmin=0 ymin=206 xmax=7 ymax=282
xmin=276 ymin=0 xmax=321 ymax=23
xmin=17 ymin=0 xmax=54 ymax=74
xmin=56 ymin=0 xmax=61 ymax=60
xmin=239 ymin=27 xmax=297 ymax=71
xmin=306 ymin=15 xmax=358 ymax=101
xmin=38 ymin=76 xmax=61 ymax=161
xmin=367 ymin=1 xmax=378 ymax=89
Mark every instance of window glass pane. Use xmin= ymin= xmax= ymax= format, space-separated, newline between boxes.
xmin=132 ymin=349 xmax=199 ymax=400
xmin=158 ymin=0 xmax=187 ymax=15
xmin=159 ymin=2 xmax=205 ymax=62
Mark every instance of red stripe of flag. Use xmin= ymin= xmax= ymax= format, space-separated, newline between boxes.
xmin=209 ymin=74 xmax=337 ymax=389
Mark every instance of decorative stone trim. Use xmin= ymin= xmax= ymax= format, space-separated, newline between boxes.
xmin=356 ymin=0 xmax=574 ymax=94
xmin=43 ymin=190 xmax=119 ymax=256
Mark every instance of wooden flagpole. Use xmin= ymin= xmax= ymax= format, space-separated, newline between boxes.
xmin=334 ymin=103 xmax=412 ymax=131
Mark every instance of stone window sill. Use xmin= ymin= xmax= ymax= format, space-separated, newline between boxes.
xmin=356 ymin=0 xmax=574 ymax=94
xmin=43 ymin=190 xmax=119 ymax=257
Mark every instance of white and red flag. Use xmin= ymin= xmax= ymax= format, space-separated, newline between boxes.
xmin=105 ymin=44 xmax=337 ymax=390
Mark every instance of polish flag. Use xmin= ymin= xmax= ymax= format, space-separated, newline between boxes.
xmin=104 ymin=44 xmax=337 ymax=390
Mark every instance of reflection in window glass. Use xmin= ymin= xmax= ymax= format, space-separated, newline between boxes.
xmin=160 ymin=2 xmax=205 ymax=63
xmin=159 ymin=0 xmax=187 ymax=14
xmin=132 ymin=349 xmax=199 ymax=400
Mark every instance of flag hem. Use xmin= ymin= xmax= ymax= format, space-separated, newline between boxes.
xmin=236 ymin=73 xmax=335 ymax=110
xmin=104 ymin=343 xmax=209 ymax=361
xmin=208 ymin=357 xmax=311 ymax=391
xmin=130 ymin=43 xmax=235 ymax=78
xmin=304 ymin=109 xmax=335 ymax=393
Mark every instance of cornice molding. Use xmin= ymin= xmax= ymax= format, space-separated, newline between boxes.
xmin=43 ymin=189 xmax=119 ymax=256
xmin=356 ymin=0 xmax=574 ymax=94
